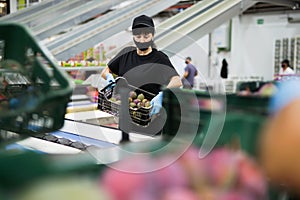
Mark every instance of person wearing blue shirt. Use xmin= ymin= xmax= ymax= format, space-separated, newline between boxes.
xmin=182 ymin=57 xmax=198 ymax=89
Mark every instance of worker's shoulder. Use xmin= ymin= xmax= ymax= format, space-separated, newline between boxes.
xmin=154 ymin=49 xmax=170 ymax=58
xmin=115 ymin=46 xmax=136 ymax=57
xmin=121 ymin=46 xmax=136 ymax=54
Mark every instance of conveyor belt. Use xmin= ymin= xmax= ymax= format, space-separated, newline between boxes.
xmin=11 ymin=125 xmax=117 ymax=153
xmin=0 ymin=0 xmax=64 ymax=23
xmin=156 ymin=0 xmax=255 ymax=57
xmin=32 ymin=130 xmax=117 ymax=151
xmin=33 ymin=0 xmax=124 ymax=40
xmin=13 ymin=118 xmax=155 ymax=154
xmin=106 ymin=0 xmax=255 ymax=59
xmin=46 ymin=0 xmax=180 ymax=61
xmin=106 ymin=0 xmax=223 ymax=58
xmin=0 ymin=0 xmax=85 ymax=27
xmin=60 ymin=119 xmax=155 ymax=144
xmin=1 ymin=0 xmax=125 ymax=42
xmin=16 ymin=137 xmax=82 ymax=154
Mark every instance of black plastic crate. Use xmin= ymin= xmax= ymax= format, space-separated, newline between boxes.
xmin=98 ymin=78 xmax=155 ymax=126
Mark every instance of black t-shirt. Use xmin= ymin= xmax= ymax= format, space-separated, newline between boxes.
xmin=108 ymin=46 xmax=179 ymax=95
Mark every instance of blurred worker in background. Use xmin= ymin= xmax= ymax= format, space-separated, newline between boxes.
xmin=279 ymin=59 xmax=295 ymax=75
xmin=181 ymin=57 xmax=198 ymax=89
xmin=101 ymin=14 xmax=182 ymax=116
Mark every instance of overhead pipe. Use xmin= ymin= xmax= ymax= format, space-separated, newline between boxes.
xmin=256 ymin=0 xmax=299 ymax=10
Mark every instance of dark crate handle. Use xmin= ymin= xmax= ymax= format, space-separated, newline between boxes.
xmin=100 ymin=82 xmax=115 ymax=100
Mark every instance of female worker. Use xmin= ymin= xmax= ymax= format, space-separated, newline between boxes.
xmin=101 ymin=14 xmax=182 ymax=116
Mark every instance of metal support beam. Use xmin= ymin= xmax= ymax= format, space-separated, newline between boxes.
xmin=106 ymin=0 xmax=223 ymax=58
xmin=19 ymin=0 xmax=88 ymax=27
xmin=33 ymin=0 xmax=124 ymax=40
xmin=106 ymin=0 xmax=257 ymax=59
xmin=47 ymin=0 xmax=181 ymax=61
xmin=0 ymin=0 xmax=64 ymax=23
xmin=156 ymin=0 xmax=256 ymax=57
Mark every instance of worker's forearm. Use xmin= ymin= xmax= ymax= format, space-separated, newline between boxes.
xmin=101 ymin=67 xmax=110 ymax=79
xmin=167 ymin=76 xmax=182 ymax=88
xmin=183 ymin=71 xmax=188 ymax=78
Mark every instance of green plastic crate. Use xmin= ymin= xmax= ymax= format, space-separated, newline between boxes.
xmin=0 ymin=23 xmax=72 ymax=135
xmin=162 ymin=88 xmax=226 ymax=139
xmin=226 ymin=93 xmax=270 ymax=115
xmin=162 ymin=88 xmax=270 ymax=155
xmin=0 ymin=151 xmax=103 ymax=191
xmin=193 ymin=112 xmax=266 ymax=157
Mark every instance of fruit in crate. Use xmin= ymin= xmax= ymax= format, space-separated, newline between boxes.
xmin=109 ymin=91 xmax=151 ymax=109
xmin=137 ymin=93 xmax=144 ymax=101
xmin=129 ymin=91 xmax=137 ymax=99
xmin=129 ymin=91 xmax=151 ymax=109
xmin=109 ymin=95 xmax=121 ymax=104
xmin=109 ymin=97 xmax=116 ymax=102
xmin=136 ymin=102 xmax=142 ymax=108
xmin=144 ymin=101 xmax=151 ymax=108
xmin=129 ymin=102 xmax=136 ymax=108
xmin=133 ymin=98 xmax=140 ymax=104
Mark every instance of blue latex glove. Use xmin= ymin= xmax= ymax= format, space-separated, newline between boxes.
xmin=150 ymin=91 xmax=163 ymax=116
xmin=106 ymin=73 xmax=115 ymax=85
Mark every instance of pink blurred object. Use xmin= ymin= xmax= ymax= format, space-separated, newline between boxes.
xmin=100 ymin=156 xmax=151 ymax=200
xmin=219 ymin=191 xmax=252 ymax=200
xmin=100 ymin=147 xmax=267 ymax=200
xmin=162 ymin=188 xmax=199 ymax=200
xmin=237 ymin=155 xmax=267 ymax=198
xmin=153 ymin=156 xmax=189 ymax=189
xmin=204 ymin=148 xmax=238 ymax=188
xmin=179 ymin=147 xmax=208 ymax=186
xmin=101 ymin=168 xmax=146 ymax=200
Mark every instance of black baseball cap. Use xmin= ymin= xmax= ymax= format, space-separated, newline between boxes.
xmin=132 ymin=15 xmax=154 ymax=29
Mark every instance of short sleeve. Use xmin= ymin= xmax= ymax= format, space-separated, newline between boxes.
xmin=107 ymin=53 xmax=121 ymax=75
xmin=107 ymin=47 xmax=135 ymax=75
